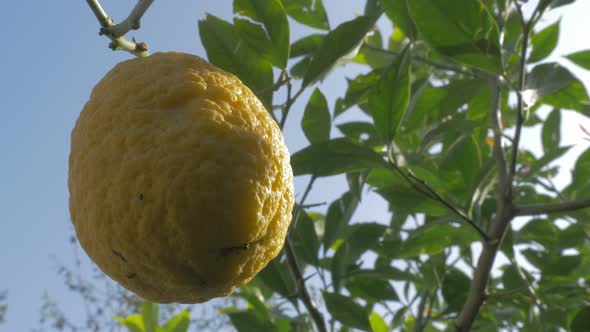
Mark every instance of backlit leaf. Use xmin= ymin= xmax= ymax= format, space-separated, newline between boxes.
xmin=291 ymin=138 xmax=388 ymax=176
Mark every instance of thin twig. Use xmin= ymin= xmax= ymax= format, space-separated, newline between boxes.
xmin=508 ymin=3 xmax=532 ymax=184
xmin=363 ymin=45 xmax=483 ymax=78
xmin=387 ymin=149 xmax=490 ymax=240
xmin=85 ymin=0 xmax=151 ymax=57
xmin=284 ymin=242 xmax=327 ymax=332
xmin=100 ymin=0 xmax=154 ymax=38
xmin=514 ymin=197 xmax=590 ymax=216
xmin=280 ymin=86 xmax=305 ymax=129
xmin=290 ymin=176 xmax=317 ymax=232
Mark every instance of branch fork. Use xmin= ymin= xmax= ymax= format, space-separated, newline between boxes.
xmin=85 ymin=0 xmax=154 ymax=57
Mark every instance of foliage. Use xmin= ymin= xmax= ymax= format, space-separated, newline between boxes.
xmin=65 ymin=0 xmax=590 ymax=331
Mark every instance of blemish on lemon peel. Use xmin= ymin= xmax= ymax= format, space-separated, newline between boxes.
xmin=69 ymin=52 xmax=294 ymax=303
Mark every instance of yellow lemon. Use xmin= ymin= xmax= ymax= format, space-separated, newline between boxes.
xmin=69 ymin=52 xmax=294 ymax=303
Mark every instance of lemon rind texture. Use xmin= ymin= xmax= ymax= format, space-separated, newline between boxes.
xmin=69 ymin=52 xmax=294 ymax=303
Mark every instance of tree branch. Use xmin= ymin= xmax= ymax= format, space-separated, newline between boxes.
xmin=85 ymin=0 xmax=151 ymax=57
xmin=508 ymin=3 xmax=532 ymax=184
xmin=100 ymin=0 xmax=154 ymax=38
xmin=514 ymin=197 xmax=590 ymax=216
xmin=284 ymin=242 xmax=327 ymax=332
xmin=455 ymin=78 xmax=515 ymax=332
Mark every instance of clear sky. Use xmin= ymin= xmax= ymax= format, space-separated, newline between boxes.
xmin=0 ymin=1 xmax=589 ymax=331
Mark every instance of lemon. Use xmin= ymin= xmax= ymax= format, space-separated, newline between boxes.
xmin=69 ymin=52 xmax=294 ymax=303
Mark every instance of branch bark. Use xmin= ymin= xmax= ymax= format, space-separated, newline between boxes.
xmin=514 ymin=197 xmax=590 ymax=216
xmin=100 ymin=0 xmax=154 ymax=38
xmin=455 ymin=78 xmax=514 ymax=332
xmin=85 ymin=0 xmax=151 ymax=57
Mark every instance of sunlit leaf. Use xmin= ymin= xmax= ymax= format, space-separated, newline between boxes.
xmin=198 ymin=14 xmax=274 ymax=108
xmin=368 ymin=44 xmax=412 ymax=142
xmin=566 ymin=50 xmax=590 ymax=70
xmin=407 ymin=0 xmax=501 ymax=72
xmin=302 ymin=15 xmax=379 ymax=87
xmin=282 ymin=0 xmax=330 ymax=30
xmin=234 ymin=0 xmax=290 ymax=68
xmin=161 ymin=311 xmax=190 ymax=332
xmin=369 ymin=312 xmax=388 ymax=332
xmin=380 ymin=0 xmax=417 ymax=40
xmin=291 ymin=138 xmax=388 ymax=176
xmin=398 ymin=223 xmax=479 ymax=258
xmin=542 ymin=109 xmax=561 ymax=152
xmin=302 ymin=88 xmax=331 ymax=144
xmin=528 ymin=20 xmax=560 ymax=63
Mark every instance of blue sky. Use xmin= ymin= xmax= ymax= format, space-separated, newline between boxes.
xmin=0 ymin=1 xmax=589 ymax=331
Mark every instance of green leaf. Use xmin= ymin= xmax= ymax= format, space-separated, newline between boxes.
xmin=338 ymin=122 xmax=380 ymax=146
xmin=542 ymin=109 xmax=561 ymax=153
xmin=302 ymin=88 xmax=331 ymax=144
xmin=347 ymin=266 xmax=414 ymax=282
xmin=439 ymin=134 xmax=482 ymax=189
xmin=302 ymin=15 xmax=378 ymax=87
xmin=335 ymin=70 xmax=381 ymax=117
xmin=290 ymin=34 xmax=324 ymax=58
xmin=257 ymin=259 xmax=296 ymax=299
xmin=524 ymin=62 xmax=590 ymax=112
xmin=161 ymin=311 xmax=190 ymax=332
xmin=574 ymin=148 xmax=590 ymax=180
xmin=331 ymin=223 xmax=387 ymax=289
xmin=347 ymin=276 xmax=399 ymax=303
xmin=558 ymin=223 xmax=587 ymax=249
xmin=369 ymin=312 xmax=388 ymax=332
xmin=291 ymin=209 xmax=320 ymax=266
xmin=323 ymin=192 xmax=361 ymax=252
xmin=117 ymin=314 xmax=145 ymax=332
xmin=398 ymin=223 xmax=479 ymax=258
xmin=528 ymin=20 xmax=560 ymax=63
xmin=419 ymin=119 xmax=483 ymax=153
xmin=566 ymin=50 xmax=590 ymax=70
xmin=282 ymin=0 xmax=330 ymax=30
xmin=380 ymin=0 xmax=417 ymax=40
xmin=198 ymin=14 xmax=274 ymax=108
xmin=234 ymin=18 xmax=276 ymax=64
xmin=442 ymin=268 xmax=471 ymax=313
xmin=570 ymin=306 xmax=590 ymax=332
xmin=290 ymin=138 xmax=388 ymax=176
xmin=323 ymin=292 xmax=371 ymax=330
xmin=515 ymin=219 xmax=558 ymax=248
xmin=355 ymin=30 xmax=394 ymax=69
xmin=234 ymin=0 xmax=290 ymax=68
xmin=141 ymin=302 xmax=159 ymax=332
xmin=407 ymin=0 xmax=501 ymax=72
xmin=368 ymin=44 xmax=412 ymax=142
xmin=225 ymin=309 xmax=277 ymax=332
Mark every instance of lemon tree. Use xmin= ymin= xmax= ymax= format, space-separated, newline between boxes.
xmin=49 ymin=0 xmax=590 ymax=331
